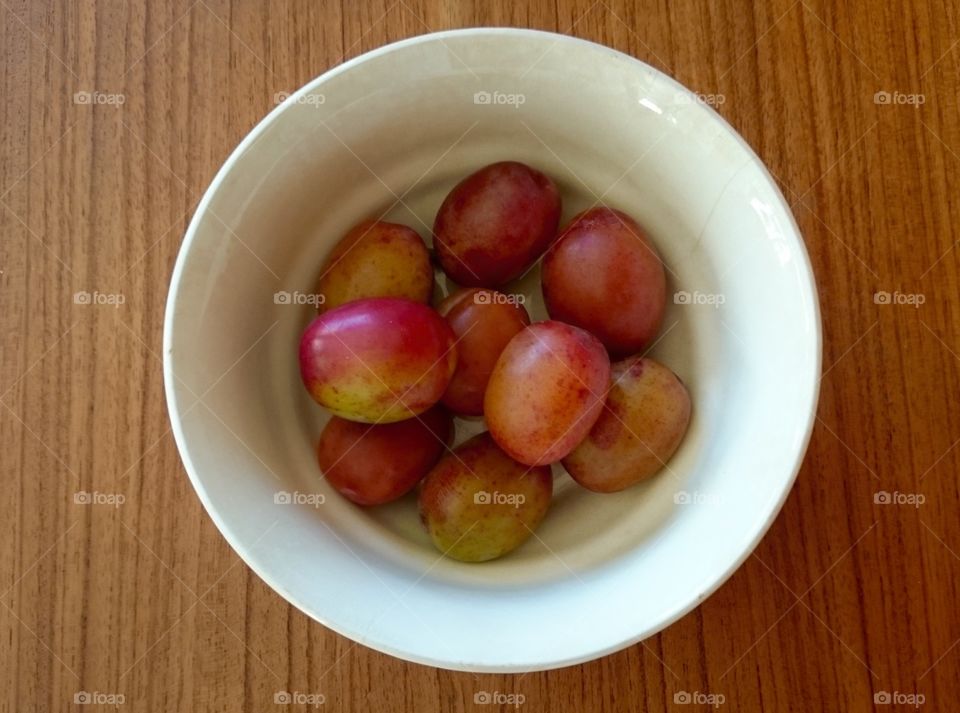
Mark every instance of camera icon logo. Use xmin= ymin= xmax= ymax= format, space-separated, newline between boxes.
xmin=474 ymin=491 xmax=492 ymax=505
xmin=274 ymin=690 xmax=292 ymax=704
xmin=874 ymin=491 xmax=891 ymax=505
xmin=74 ymin=691 xmax=91 ymax=704
xmin=274 ymin=491 xmax=293 ymax=505
xmin=874 ymin=91 xmax=891 ymax=105
xmin=674 ymin=290 xmax=692 ymax=305
xmin=674 ymin=691 xmax=692 ymax=704
xmin=474 ymin=91 xmax=492 ymax=105
xmin=474 ymin=691 xmax=492 ymax=704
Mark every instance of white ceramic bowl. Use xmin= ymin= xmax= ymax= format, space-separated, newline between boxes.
xmin=164 ymin=28 xmax=821 ymax=672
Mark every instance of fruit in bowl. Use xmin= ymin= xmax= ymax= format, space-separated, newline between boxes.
xmin=563 ymin=356 xmax=691 ymax=493
xmin=299 ymin=297 xmax=457 ymax=423
xmin=294 ymin=161 xmax=691 ymax=562
xmin=314 ymin=219 xmax=433 ymax=313
xmin=437 ymin=287 xmax=530 ymax=417
xmin=484 ymin=320 xmax=611 ymax=466
xmin=542 ymin=207 xmax=666 ymax=355
xmin=317 ymin=406 xmax=453 ymax=505
xmin=433 ymin=161 xmax=561 ymax=287
xmin=418 ymin=433 xmax=553 ymax=562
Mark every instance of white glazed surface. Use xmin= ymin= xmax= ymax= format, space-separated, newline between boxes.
xmin=164 ymin=28 xmax=821 ymax=672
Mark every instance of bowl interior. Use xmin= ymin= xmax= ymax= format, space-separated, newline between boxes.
xmin=165 ymin=29 xmax=820 ymax=671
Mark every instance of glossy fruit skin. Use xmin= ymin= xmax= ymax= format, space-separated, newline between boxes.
xmin=542 ymin=207 xmax=666 ymax=356
xmin=484 ymin=321 xmax=611 ymax=466
xmin=418 ymin=433 xmax=552 ymax=562
xmin=299 ymin=298 xmax=457 ymax=423
xmin=436 ymin=288 xmax=530 ymax=416
xmin=318 ymin=406 xmax=453 ymax=505
xmin=563 ymin=356 xmax=691 ymax=492
xmin=315 ymin=219 xmax=433 ymax=313
xmin=433 ymin=161 xmax=561 ymax=287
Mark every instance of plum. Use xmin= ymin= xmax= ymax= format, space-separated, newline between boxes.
xmin=299 ymin=297 xmax=457 ymax=423
xmin=484 ymin=321 xmax=610 ymax=466
xmin=433 ymin=161 xmax=561 ymax=287
xmin=318 ymin=406 xmax=453 ymax=505
xmin=437 ymin=288 xmax=530 ymax=416
xmin=541 ymin=207 xmax=666 ymax=355
xmin=563 ymin=356 xmax=691 ymax=492
xmin=418 ymin=433 xmax=552 ymax=562
xmin=314 ymin=219 xmax=432 ymax=313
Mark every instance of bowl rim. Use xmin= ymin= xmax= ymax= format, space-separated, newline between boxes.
xmin=163 ymin=26 xmax=823 ymax=672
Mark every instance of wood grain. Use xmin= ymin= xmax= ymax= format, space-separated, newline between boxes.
xmin=2 ymin=0 xmax=959 ymax=711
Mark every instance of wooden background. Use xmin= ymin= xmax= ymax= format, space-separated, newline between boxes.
xmin=2 ymin=0 xmax=959 ymax=711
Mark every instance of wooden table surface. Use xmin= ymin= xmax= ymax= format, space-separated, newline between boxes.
xmin=2 ymin=0 xmax=959 ymax=711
